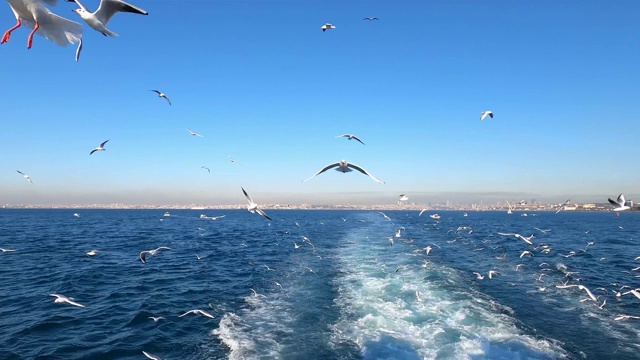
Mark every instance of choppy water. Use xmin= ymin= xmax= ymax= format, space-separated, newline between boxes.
xmin=0 ymin=209 xmax=638 ymax=359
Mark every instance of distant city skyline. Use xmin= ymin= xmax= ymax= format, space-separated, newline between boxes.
xmin=1 ymin=1 xmax=638 ymax=206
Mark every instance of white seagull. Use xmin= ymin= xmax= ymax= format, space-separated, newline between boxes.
xmin=73 ymin=213 xmax=80 ymax=217
xmin=480 ymin=111 xmax=494 ymax=121
xmin=86 ymin=249 xmax=98 ymax=256
xmin=488 ymin=270 xmax=500 ymax=279
xmin=148 ymin=316 xmax=164 ymax=322
xmin=142 ymin=350 xmax=161 ymax=360
xmin=379 ymin=212 xmax=392 ymax=221
xmin=67 ymin=0 xmax=147 ymax=37
xmin=321 ymin=23 xmax=335 ymax=32
xmin=0 ymin=248 xmax=17 ymax=252
xmin=49 ymin=293 xmax=85 ymax=307
xmin=178 ymin=309 xmax=215 ymax=319
xmin=90 ymin=139 xmax=109 ymax=155
xmin=608 ymin=194 xmax=630 ymax=212
xmin=398 ymin=194 xmax=409 ymax=202
xmin=16 ymin=170 xmax=33 ymax=184
xmin=336 ymin=134 xmax=365 ymax=145
xmin=149 ymin=90 xmax=171 ymax=105
xmin=139 ymin=246 xmax=171 ymax=263
xmin=186 ymin=128 xmax=203 ymax=137
xmin=303 ymin=160 xmax=384 ymax=183
xmin=2 ymin=0 xmax=82 ymax=49
xmin=241 ymin=187 xmax=272 ymax=220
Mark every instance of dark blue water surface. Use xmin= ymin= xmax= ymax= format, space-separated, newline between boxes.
xmin=0 ymin=209 xmax=638 ymax=359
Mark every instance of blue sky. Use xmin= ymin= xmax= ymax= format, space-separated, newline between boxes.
xmin=1 ymin=0 xmax=639 ymax=205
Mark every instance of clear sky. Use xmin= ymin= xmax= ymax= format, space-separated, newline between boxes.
xmin=1 ymin=0 xmax=638 ymax=206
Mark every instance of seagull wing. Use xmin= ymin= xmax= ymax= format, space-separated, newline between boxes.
xmin=617 ymin=194 xmax=626 ymax=206
xmin=336 ymin=134 xmax=350 ymax=138
xmin=90 ymin=149 xmax=98 ymax=155
xmin=419 ymin=209 xmax=427 ymax=216
xmin=346 ymin=163 xmax=385 ymax=183
xmin=351 ymin=135 xmax=365 ymax=145
xmin=162 ymin=95 xmax=171 ymax=105
xmin=95 ymin=0 xmax=148 ymax=26
xmin=256 ymin=208 xmax=272 ymax=221
xmin=142 ymin=351 xmax=160 ymax=360
xmin=16 ymin=170 xmax=26 ymax=175
xmin=75 ymin=38 xmax=83 ymax=62
xmin=139 ymin=251 xmax=149 ymax=263
xmin=302 ymin=162 xmax=340 ymax=182
xmin=66 ymin=298 xmax=86 ymax=307
xmin=241 ymin=187 xmax=254 ymax=204
xmin=608 ymin=198 xmax=620 ymax=207
xmin=150 ymin=90 xmax=161 ymax=95
xmin=178 ymin=310 xmax=195 ymax=317
xmin=100 ymin=139 xmax=109 ymax=148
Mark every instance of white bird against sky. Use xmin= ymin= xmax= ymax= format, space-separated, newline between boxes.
xmin=139 ymin=246 xmax=171 ymax=263
xmin=321 ymin=23 xmax=335 ymax=32
xmin=186 ymin=128 xmax=203 ymax=137
xmin=303 ymin=160 xmax=385 ymax=184
xmin=66 ymin=0 xmax=147 ymax=37
xmin=89 ymin=139 xmax=109 ymax=155
xmin=480 ymin=110 xmax=493 ymax=121
xmin=398 ymin=194 xmax=409 ymax=202
xmin=149 ymin=90 xmax=171 ymax=105
xmin=2 ymin=0 xmax=82 ymax=49
xmin=241 ymin=186 xmax=272 ymax=221
xmin=49 ymin=293 xmax=85 ymax=307
xmin=336 ymin=134 xmax=365 ymax=145
xmin=608 ymin=194 xmax=630 ymax=211
xmin=16 ymin=170 xmax=33 ymax=184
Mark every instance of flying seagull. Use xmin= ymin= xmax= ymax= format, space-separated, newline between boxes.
xmin=1 ymin=0 xmax=83 ymax=49
xmin=241 ymin=187 xmax=272 ymax=220
xmin=398 ymin=194 xmax=409 ymax=202
xmin=178 ymin=309 xmax=215 ymax=319
xmin=321 ymin=23 xmax=335 ymax=32
xmin=480 ymin=111 xmax=494 ymax=121
xmin=303 ymin=160 xmax=384 ymax=184
xmin=227 ymin=155 xmax=240 ymax=166
xmin=363 ymin=17 xmax=379 ymax=21
xmin=142 ymin=351 xmax=161 ymax=360
xmin=336 ymin=134 xmax=365 ymax=145
xmin=608 ymin=194 xmax=630 ymax=212
xmin=66 ymin=0 xmax=148 ymax=37
xmin=16 ymin=170 xmax=33 ymax=184
xmin=49 ymin=293 xmax=85 ymax=308
xmin=149 ymin=90 xmax=171 ymax=105
xmin=90 ymin=139 xmax=109 ymax=155
xmin=201 ymin=166 xmax=210 ymax=173
xmin=186 ymin=128 xmax=203 ymax=137
xmin=139 ymin=246 xmax=171 ymax=263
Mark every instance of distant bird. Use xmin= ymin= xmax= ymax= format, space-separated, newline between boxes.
xmin=379 ymin=212 xmax=392 ymax=221
xmin=142 ymin=350 xmax=162 ymax=360
xmin=555 ymin=199 xmax=571 ymax=214
xmin=418 ymin=209 xmax=428 ymax=216
xmin=86 ymin=249 xmax=98 ymax=256
xmin=241 ymin=187 xmax=272 ymax=220
xmin=336 ymin=134 xmax=365 ymax=145
xmin=201 ymin=166 xmax=210 ymax=173
xmin=608 ymin=194 xmax=630 ymax=212
xmin=480 ymin=111 xmax=494 ymax=121
xmin=398 ymin=194 xmax=409 ymax=202
xmin=321 ymin=23 xmax=335 ymax=32
xmin=473 ymin=272 xmax=485 ymax=280
xmin=195 ymin=254 xmax=203 ymax=260
xmin=148 ymin=316 xmax=164 ymax=322
xmin=303 ymin=160 xmax=384 ymax=184
xmin=415 ymin=290 xmax=422 ymax=302
xmin=1 ymin=0 xmax=83 ymax=49
xmin=90 ymin=139 xmax=109 ymax=155
xmin=67 ymin=0 xmax=148 ymax=37
xmin=0 ymin=248 xmax=17 ymax=252
xmin=615 ymin=315 xmax=640 ymax=321
xmin=178 ymin=309 xmax=215 ymax=319
xmin=139 ymin=246 xmax=171 ymax=263
xmin=209 ymin=215 xmax=225 ymax=220
xmin=227 ymin=155 xmax=240 ymax=166
xmin=150 ymin=90 xmax=171 ymax=105
xmin=186 ymin=128 xmax=203 ymax=137
xmin=16 ymin=170 xmax=33 ymax=184
xmin=73 ymin=213 xmax=80 ymax=218
xmin=488 ymin=270 xmax=500 ymax=279
xmin=363 ymin=17 xmax=379 ymax=21
xmin=49 ymin=293 xmax=85 ymax=308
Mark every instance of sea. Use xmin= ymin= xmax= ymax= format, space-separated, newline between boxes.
xmin=0 ymin=209 xmax=638 ymax=360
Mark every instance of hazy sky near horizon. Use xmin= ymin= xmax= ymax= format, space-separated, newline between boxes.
xmin=1 ymin=0 xmax=638 ymax=205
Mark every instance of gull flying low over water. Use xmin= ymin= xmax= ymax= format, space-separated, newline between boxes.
xmin=336 ymin=134 xmax=365 ymax=145
xmin=321 ymin=23 xmax=335 ymax=32
xmin=86 ymin=249 xmax=98 ymax=256
xmin=379 ymin=212 xmax=392 ymax=221
xmin=150 ymin=90 xmax=171 ymax=105
xmin=142 ymin=351 xmax=161 ymax=360
xmin=0 ymin=248 xmax=17 ymax=252
xmin=608 ymin=194 xmax=630 ymax=212
xmin=480 ymin=110 xmax=494 ymax=121
xmin=49 ymin=293 xmax=85 ymax=307
xmin=186 ymin=128 xmax=203 ymax=137
xmin=242 ymin=187 xmax=272 ymax=220
xmin=139 ymin=246 xmax=171 ymax=263
xmin=90 ymin=139 xmax=109 ymax=155
xmin=303 ymin=160 xmax=384 ymax=184
xmin=178 ymin=309 xmax=215 ymax=319
xmin=16 ymin=170 xmax=33 ymax=184
xmin=2 ymin=0 xmax=83 ymax=49
xmin=67 ymin=0 xmax=148 ymax=37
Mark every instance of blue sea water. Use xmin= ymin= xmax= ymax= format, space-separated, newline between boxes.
xmin=0 ymin=209 xmax=638 ymax=360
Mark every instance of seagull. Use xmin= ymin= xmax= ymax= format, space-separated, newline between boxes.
xmin=186 ymin=128 xmax=203 ymax=137
xmin=0 ymin=248 xmax=17 ymax=252
xmin=227 ymin=155 xmax=240 ymax=166
xmin=418 ymin=209 xmax=428 ymax=216
xmin=178 ymin=309 xmax=215 ymax=319
xmin=336 ymin=134 xmax=365 ymax=145
xmin=49 ymin=293 xmax=85 ymax=308
xmin=89 ymin=139 xmax=109 ymax=155
xmin=201 ymin=166 xmax=210 ymax=173
xmin=148 ymin=316 xmax=164 ymax=322
xmin=66 ymin=0 xmax=147 ymax=37
xmin=363 ymin=17 xmax=379 ymax=21
xmin=555 ymin=199 xmax=571 ymax=214
xmin=73 ymin=213 xmax=80 ymax=218
xmin=86 ymin=249 xmax=98 ymax=256
xmin=149 ymin=90 xmax=171 ymax=105
xmin=303 ymin=160 xmax=384 ymax=183
xmin=139 ymin=246 xmax=171 ymax=263
xmin=16 ymin=170 xmax=33 ymax=184
xmin=520 ymin=250 xmax=534 ymax=258
xmin=615 ymin=315 xmax=640 ymax=321
xmin=415 ymin=290 xmax=422 ymax=302
xmin=2 ymin=0 xmax=83 ymax=49
xmin=473 ymin=272 xmax=485 ymax=280
xmin=209 ymin=215 xmax=225 ymax=220
xmin=608 ymin=194 xmax=630 ymax=211
xmin=142 ymin=351 xmax=161 ymax=360
xmin=398 ymin=194 xmax=409 ymax=202
xmin=195 ymin=254 xmax=203 ymax=260
xmin=242 ymin=187 xmax=271 ymax=220
xmin=488 ymin=270 xmax=500 ymax=279
xmin=321 ymin=23 xmax=335 ymax=32
xmin=480 ymin=111 xmax=494 ymax=121
xmin=379 ymin=212 xmax=392 ymax=221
